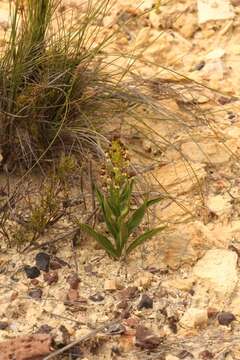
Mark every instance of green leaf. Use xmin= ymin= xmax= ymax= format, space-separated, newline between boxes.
xmin=120 ymin=179 xmax=134 ymax=204
xmin=146 ymin=196 xmax=163 ymax=207
xmin=103 ymin=197 xmax=119 ymax=240
xmin=126 ymin=226 xmax=165 ymax=256
xmin=119 ymin=221 xmax=128 ymax=252
xmin=96 ymin=187 xmax=119 ymax=240
xmin=80 ymin=223 xmax=119 ymax=259
xmin=96 ymin=187 xmax=106 ymax=214
xmin=126 ymin=202 xmax=147 ymax=236
xmin=126 ymin=196 xmax=162 ymax=237
xmin=108 ymin=185 xmax=120 ymax=217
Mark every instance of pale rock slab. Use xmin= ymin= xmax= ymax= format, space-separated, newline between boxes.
xmin=159 ymin=222 xmax=211 ymax=269
xmin=181 ymin=141 xmax=231 ymax=164
xmin=197 ymin=0 xmax=235 ymax=24
xmin=179 ymin=308 xmax=208 ymax=329
xmin=165 ymin=355 xmax=180 ymax=360
xmin=225 ymin=126 xmax=240 ymax=139
xmin=207 ymin=194 xmax=232 ymax=216
xmin=193 ymin=249 xmax=238 ymax=297
xmin=146 ymin=160 xmax=206 ymax=197
xmin=162 ymin=277 xmax=195 ymax=292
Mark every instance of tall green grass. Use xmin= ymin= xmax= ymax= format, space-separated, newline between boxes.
xmin=0 ymin=0 xmax=146 ymax=170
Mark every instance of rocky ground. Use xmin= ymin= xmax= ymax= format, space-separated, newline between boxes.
xmin=1 ymin=0 xmax=240 ymax=359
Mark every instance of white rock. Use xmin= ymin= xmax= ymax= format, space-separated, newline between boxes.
xmin=205 ymin=48 xmax=225 ymax=60
xmin=201 ymin=60 xmax=225 ymax=81
xmin=226 ymin=126 xmax=240 ymax=138
xmin=179 ymin=308 xmax=208 ymax=329
xmin=193 ymin=249 xmax=238 ymax=297
xmin=162 ymin=278 xmax=195 ymax=292
xmin=135 ymin=272 xmax=153 ymax=289
xmin=104 ymin=279 xmax=118 ymax=291
xmin=197 ymin=0 xmax=235 ymax=24
xmin=207 ymin=194 xmax=232 ymax=216
xmin=165 ymin=355 xmax=180 ymax=360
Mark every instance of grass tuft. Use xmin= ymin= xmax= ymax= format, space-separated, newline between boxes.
xmin=0 ymin=0 xmax=145 ymax=170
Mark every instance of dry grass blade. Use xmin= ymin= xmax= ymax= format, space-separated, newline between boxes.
xmin=43 ymin=318 xmax=121 ymax=360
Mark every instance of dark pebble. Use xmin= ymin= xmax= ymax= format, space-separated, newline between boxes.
xmin=24 ymin=265 xmax=41 ymax=279
xmin=217 ymin=311 xmax=236 ymax=326
xmin=178 ymin=350 xmax=194 ymax=359
xmin=137 ymin=294 xmax=153 ymax=310
xmin=105 ymin=323 xmax=126 ymax=335
xmin=119 ymin=286 xmax=139 ymax=300
xmin=218 ymin=96 xmax=232 ymax=105
xmin=84 ymin=264 xmax=93 ymax=274
xmin=49 ymin=260 xmax=62 ymax=270
xmin=28 ymin=288 xmax=43 ymax=299
xmin=121 ymin=309 xmax=130 ymax=319
xmin=31 ymin=279 xmax=39 ymax=286
xmin=199 ymin=350 xmax=214 ymax=359
xmin=0 ymin=321 xmax=9 ymax=330
xmin=89 ymin=292 xmax=104 ymax=302
xmin=111 ymin=346 xmax=122 ymax=356
xmin=67 ymin=273 xmax=81 ymax=289
xmin=117 ymin=300 xmax=128 ymax=310
xmin=37 ymin=324 xmax=53 ymax=334
xmin=207 ymin=307 xmax=218 ymax=319
xmin=69 ymin=345 xmax=84 ymax=360
xmin=50 ymin=256 xmax=69 ymax=270
xmin=168 ymin=316 xmax=178 ymax=334
xmin=194 ymin=60 xmax=205 ymax=71
xmin=35 ymin=252 xmax=50 ymax=272
xmin=44 ymin=271 xmax=59 ymax=285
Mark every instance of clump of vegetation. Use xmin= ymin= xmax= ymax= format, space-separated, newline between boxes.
xmin=12 ymin=154 xmax=78 ymax=248
xmin=13 ymin=178 xmax=65 ymax=248
xmin=0 ymin=0 xmax=145 ymax=170
xmin=80 ymin=140 xmax=165 ymax=260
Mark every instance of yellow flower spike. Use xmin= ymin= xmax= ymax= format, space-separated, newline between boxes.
xmin=155 ymin=0 xmax=161 ymax=13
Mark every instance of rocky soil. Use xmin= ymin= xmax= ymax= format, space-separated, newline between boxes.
xmin=1 ymin=0 xmax=240 ymax=359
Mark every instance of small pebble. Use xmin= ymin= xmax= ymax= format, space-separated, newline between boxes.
xmin=89 ymin=293 xmax=104 ymax=302
xmin=67 ymin=273 xmax=81 ymax=289
xmin=67 ymin=288 xmax=79 ymax=302
xmin=28 ymin=288 xmax=43 ymax=300
xmin=35 ymin=252 xmax=50 ymax=272
xmin=0 ymin=321 xmax=9 ymax=330
xmin=104 ymin=279 xmax=118 ymax=291
xmin=117 ymin=300 xmax=128 ymax=309
xmin=217 ymin=311 xmax=236 ymax=326
xmin=178 ymin=350 xmax=194 ymax=359
xmin=218 ymin=96 xmax=232 ymax=105
xmin=44 ymin=271 xmax=59 ymax=285
xmin=69 ymin=345 xmax=84 ymax=359
xmin=37 ymin=324 xmax=53 ymax=334
xmin=105 ymin=323 xmax=126 ymax=335
xmin=199 ymin=350 xmax=214 ymax=359
xmin=50 ymin=256 xmax=69 ymax=270
xmin=31 ymin=279 xmax=39 ymax=286
xmin=24 ymin=266 xmax=41 ymax=279
xmin=121 ymin=309 xmax=130 ymax=319
xmin=111 ymin=346 xmax=122 ymax=356
xmin=124 ymin=317 xmax=139 ymax=328
xmin=207 ymin=307 xmax=218 ymax=319
xmin=49 ymin=260 xmax=62 ymax=270
xmin=135 ymin=325 xmax=162 ymax=349
xmin=194 ymin=60 xmax=205 ymax=71
xmin=138 ymin=294 xmax=153 ymax=310
xmin=119 ymin=286 xmax=139 ymax=300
